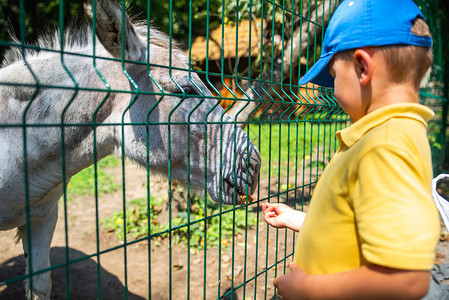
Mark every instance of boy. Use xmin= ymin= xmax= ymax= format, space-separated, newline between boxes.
xmin=261 ymin=0 xmax=440 ymax=299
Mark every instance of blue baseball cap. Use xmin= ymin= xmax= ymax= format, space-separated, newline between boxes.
xmin=299 ymin=0 xmax=433 ymax=88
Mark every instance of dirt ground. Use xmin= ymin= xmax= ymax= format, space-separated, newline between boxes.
xmin=1 ymin=162 xmax=448 ymax=300
xmin=0 ymin=162 xmax=310 ymax=300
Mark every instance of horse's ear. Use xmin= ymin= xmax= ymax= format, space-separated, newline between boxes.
xmin=84 ymin=0 xmax=146 ymax=61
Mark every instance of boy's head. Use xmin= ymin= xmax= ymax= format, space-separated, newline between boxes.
xmin=299 ymin=0 xmax=433 ymax=88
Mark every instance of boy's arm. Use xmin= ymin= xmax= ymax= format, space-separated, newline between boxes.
xmin=274 ymin=262 xmax=430 ymax=300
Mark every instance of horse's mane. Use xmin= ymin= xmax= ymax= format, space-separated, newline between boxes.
xmin=2 ymin=21 xmax=183 ymax=68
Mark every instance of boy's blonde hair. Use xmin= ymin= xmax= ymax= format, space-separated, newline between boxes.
xmin=336 ymin=18 xmax=433 ymax=87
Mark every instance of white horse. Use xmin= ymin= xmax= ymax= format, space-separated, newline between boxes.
xmin=0 ymin=0 xmax=261 ymax=298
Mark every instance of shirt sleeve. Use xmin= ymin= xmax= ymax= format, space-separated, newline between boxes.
xmin=352 ymin=144 xmax=440 ymax=270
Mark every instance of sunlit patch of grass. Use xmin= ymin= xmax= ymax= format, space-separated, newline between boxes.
xmin=103 ymin=190 xmax=257 ymax=251
xmin=64 ymin=156 xmax=120 ymax=200
xmin=103 ymin=196 xmax=167 ymax=242
xmin=247 ymin=121 xmax=340 ymax=178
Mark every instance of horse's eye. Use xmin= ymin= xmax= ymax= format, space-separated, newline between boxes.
xmin=182 ymin=86 xmax=199 ymax=96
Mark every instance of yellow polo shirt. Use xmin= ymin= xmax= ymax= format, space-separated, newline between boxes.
xmin=294 ymin=103 xmax=440 ymax=274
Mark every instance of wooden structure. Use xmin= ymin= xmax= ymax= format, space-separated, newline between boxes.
xmin=189 ymin=18 xmax=264 ymax=62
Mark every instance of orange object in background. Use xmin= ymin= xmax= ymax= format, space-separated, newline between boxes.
xmin=214 ymin=77 xmax=245 ymax=110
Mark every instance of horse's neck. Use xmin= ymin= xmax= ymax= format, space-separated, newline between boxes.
xmin=0 ymin=47 xmax=122 ymax=198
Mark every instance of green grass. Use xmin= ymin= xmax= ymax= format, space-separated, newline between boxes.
xmin=247 ymin=121 xmax=341 ymax=177
xmin=103 ymin=191 xmax=258 ymax=251
xmin=103 ymin=196 xmax=167 ymax=242
xmin=171 ymin=196 xmax=257 ymax=250
xmin=65 ymin=155 xmax=120 ymax=199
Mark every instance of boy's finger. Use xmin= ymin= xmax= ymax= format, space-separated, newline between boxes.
xmin=273 ymin=276 xmax=279 ymax=288
xmin=264 ymin=212 xmax=273 ymax=220
xmin=263 ymin=206 xmax=274 ymax=214
xmin=261 ymin=202 xmax=273 ymax=212
xmin=288 ymin=262 xmax=299 ymax=272
xmin=265 ymin=211 xmax=275 ymax=217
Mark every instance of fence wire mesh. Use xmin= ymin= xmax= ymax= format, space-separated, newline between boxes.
xmin=0 ymin=0 xmax=446 ymax=299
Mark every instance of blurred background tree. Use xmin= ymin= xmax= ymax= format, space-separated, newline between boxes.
xmin=0 ymin=0 xmax=257 ymax=45
xmin=0 ymin=0 xmax=447 ymax=72
xmin=0 ymin=0 xmax=84 ymax=44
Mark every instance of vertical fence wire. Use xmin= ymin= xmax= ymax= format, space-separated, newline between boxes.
xmin=0 ymin=0 xmax=446 ymax=299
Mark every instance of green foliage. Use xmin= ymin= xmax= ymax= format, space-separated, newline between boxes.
xmin=66 ymin=156 xmax=120 ymax=199
xmin=247 ymin=121 xmax=339 ymax=177
xmin=0 ymin=0 xmax=266 ymax=51
xmin=171 ymin=195 xmax=257 ymax=250
xmin=221 ymin=0 xmax=264 ymax=23
xmin=0 ymin=0 xmax=84 ymax=43
xmin=139 ymin=0 xmax=267 ymax=41
xmin=103 ymin=196 xmax=167 ymax=242
xmin=126 ymin=0 xmax=223 ymax=42
xmin=103 ymin=192 xmax=257 ymax=251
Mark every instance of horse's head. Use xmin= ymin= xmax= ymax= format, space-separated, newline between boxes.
xmin=85 ymin=0 xmax=260 ymax=205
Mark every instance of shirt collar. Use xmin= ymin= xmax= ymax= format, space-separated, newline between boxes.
xmin=336 ymin=103 xmax=434 ymax=148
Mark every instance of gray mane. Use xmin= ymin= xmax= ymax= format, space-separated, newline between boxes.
xmin=2 ymin=22 xmax=183 ymax=68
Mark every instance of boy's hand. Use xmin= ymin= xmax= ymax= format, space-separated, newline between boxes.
xmin=261 ymin=202 xmax=306 ymax=232
xmin=273 ymin=262 xmax=308 ymax=300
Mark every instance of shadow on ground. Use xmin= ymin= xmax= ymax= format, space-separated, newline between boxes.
xmin=0 ymin=247 xmax=144 ymax=300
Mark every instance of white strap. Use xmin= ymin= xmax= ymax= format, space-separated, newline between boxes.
xmin=432 ymin=174 xmax=449 ymax=229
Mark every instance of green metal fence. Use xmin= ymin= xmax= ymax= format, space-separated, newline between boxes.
xmin=0 ymin=0 xmax=446 ymax=299
xmin=417 ymin=0 xmax=448 ymax=174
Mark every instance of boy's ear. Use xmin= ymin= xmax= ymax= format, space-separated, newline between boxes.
xmin=353 ymin=49 xmax=373 ymax=85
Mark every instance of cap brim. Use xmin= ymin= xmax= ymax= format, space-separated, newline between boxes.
xmin=299 ymin=53 xmax=335 ymax=88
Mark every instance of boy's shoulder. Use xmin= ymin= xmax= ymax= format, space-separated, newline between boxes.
xmin=340 ymin=103 xmax=433 ymax=152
